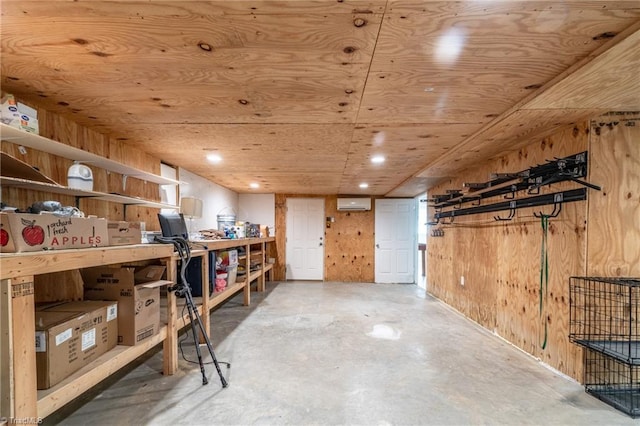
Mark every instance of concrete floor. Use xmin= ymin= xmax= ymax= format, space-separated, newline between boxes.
xmin=47 ymin=282 xmax=635 ymax=425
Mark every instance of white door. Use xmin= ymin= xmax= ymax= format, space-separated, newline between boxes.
xmin=285 ymin=198 xmax=325 ymax=280
xmin=375 ymin=198 xmax=416 ymax=283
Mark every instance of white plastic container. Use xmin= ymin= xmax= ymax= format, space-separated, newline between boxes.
xmin=67 ymin=162 xmax=93 ymax=191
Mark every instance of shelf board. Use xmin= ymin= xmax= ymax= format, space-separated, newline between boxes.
xmin=159 ymin=282 xmax=246 ymax=325
xmin=248 ymin=270 xmax=262 ymax=282
xmin=210 ymin=280 xmax=246 ymax=307
xmin=1 ymin=124 xmax=179 ymax=186
xmin=263 ymin=264 xmax=274 ymax=273
xmin=0 ymin=176 xmax=177 ymax=209
xmin=0 ymin=243 xmax=174 ymax=279
xmin=37 ymin=326 xmax=167 ymax=418
xmin=195 ymin=238 xmax=252 ymax=251
xmin=92 ymin=192 xmax=177 ymax=209
xmin=159 ymin=299 xmax=203 ymax=328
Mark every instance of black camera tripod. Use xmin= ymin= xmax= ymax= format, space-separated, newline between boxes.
xmin=156 ymin=236 xmax=229 ymax=387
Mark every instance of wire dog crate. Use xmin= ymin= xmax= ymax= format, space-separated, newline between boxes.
xmin=570 ymin=277 xmax=640 ymax=364
xmin=584 ymin=348 xmax=640 ymax=417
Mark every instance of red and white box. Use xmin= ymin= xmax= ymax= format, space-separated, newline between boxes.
xmin=0 ymin=212 xmax=108 ymax=253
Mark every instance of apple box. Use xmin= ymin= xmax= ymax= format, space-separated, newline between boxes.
xmin=35 ymin=300 xmax=118 ymax=389
xmin=0 ymin=212 xmax=109 ymax=253
xmin=82 ymin=265 xmax=170 ymax=346
xmin=107 ymin=221 xmax=142 ymax=246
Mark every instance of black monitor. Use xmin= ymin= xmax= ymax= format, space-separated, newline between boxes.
xmin=157 ymin=212 xmax=189 ymax=240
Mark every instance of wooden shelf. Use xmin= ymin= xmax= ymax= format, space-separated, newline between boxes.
xmin=178 ymin=302 xmax=204 ymax=327
xmin=210 ymin=279 xmax=246 ymax=306
xmin=193 ymin=238 xmax=265 ymax=250
xmin=1 ymin=237 xmax=275 ymax=420
xmin=0 ymin=244 xmax=174 ymax=279
xmin=92 ymin=193 xmax=176 ymax=209
xmin=248 ymin=270 xmax=262 ymax=282
xmin=36 ymin=324 xmax=167 ymax=418
xmin=0 ymin=176 xmax=178 ymax=209
xmin=1 ymin=124 xmax=179 ymax=186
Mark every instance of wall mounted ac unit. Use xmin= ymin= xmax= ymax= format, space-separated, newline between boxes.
xmin=337 ymin=198 xmax=371 ymax=211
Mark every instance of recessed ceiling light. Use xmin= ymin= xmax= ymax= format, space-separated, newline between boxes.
xmin=206 ymin=153 xmax=222 ymax=163
xmin=249 ymin=182 xmax=260 ymax=189
xmin=359 ymin=183 xmax=369 ymax=189
xmin=371 ymin=155 xmax=385 ymax=164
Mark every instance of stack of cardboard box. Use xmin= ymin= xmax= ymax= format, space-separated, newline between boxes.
xmin=1 ymin=93 xmax=39 ymax=134
xmin=36 ymin=301 xmax=118 ymax=389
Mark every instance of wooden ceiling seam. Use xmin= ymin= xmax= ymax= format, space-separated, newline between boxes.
xmin=340 ymin=1 xmax=387 ymax=193
xmin=352 ymin=1 xmax=388 ymax=125
xmin=392 ymin=20 xmax=640 ymax=193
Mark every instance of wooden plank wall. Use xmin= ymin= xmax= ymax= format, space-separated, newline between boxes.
xmin=273 ymin=193 xmax=288 ymax=281
xmin=1 ymin=97 xmax=164 ymax=230
xmin=1 ymin=98 xmax=167 ymax=303
xmin=325 ymin=197 xmax=375 ymax=282
xmin=428 ymin=112 xmax=640 ymax=381
xmin=273 ymin=194 xmax=375 ymax=282
xmin=587 ymin=112 xmax=640 ymax=277
xmin=427 ymin=123 xmax=589 ymax=380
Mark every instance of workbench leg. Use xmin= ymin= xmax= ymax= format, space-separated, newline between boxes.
xmin=1 ymin=279 xmax=13 ymax=420
xmin=200 ymin=254 xmax=210 ymax=343
xmin=243 ymin=244 xmax=250 ymax=306
xmin=9 ymin=277 xmax=38 ymax=420
xmin=257 ymin=273 xmax=265 ymax=293
xmin=258 ymin=242 xmax=266 ymax=292
xmin=243 ymin=280 xmax=251 ymax=306
xmin=163 ymin=260 xmax=178 ymax=375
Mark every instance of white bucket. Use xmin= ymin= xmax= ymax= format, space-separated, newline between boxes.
xmin=217 ymin=214 xmax=236 ymax=231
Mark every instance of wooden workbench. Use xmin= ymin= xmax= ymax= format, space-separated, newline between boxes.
xmin=0 ymin=237 xmax=275 ymax=421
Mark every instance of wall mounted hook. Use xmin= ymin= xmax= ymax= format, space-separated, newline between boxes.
xmin=534 ymin=193 xmax=563 ymax=218
xmin=494 ymin=201 xmax=516 ymax=221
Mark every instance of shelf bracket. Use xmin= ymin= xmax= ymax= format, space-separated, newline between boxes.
xmin=123 ymin=175 xmax=128 ymax=192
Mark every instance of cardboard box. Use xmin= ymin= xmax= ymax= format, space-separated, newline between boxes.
xmin=0 ymin=212 xmax=108 ymax=253
xmin=35 ymin=301 xmax=118 ymax=389
xmin=82 ymin=265 xmax=168 ymax=346
xmin=107 ymin=221 xmax=142 ymax=246
xmin=217 ymin=249 xmax=238 ymax=268
xmin=1 ymin=93 xmax=20 ymax=126
xmin=245 ymin=223 xmax=260 ymax=238
xmin=1 ymin=93 xmax=39 ymax=134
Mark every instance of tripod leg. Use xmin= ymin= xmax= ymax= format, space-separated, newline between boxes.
xmin=168 ymin=237 xmax=228 ymax=388
xmin=188 ymin=291 xmax=229 ymax=388
xmin=185 ymin=294 xmax=209 ymax=385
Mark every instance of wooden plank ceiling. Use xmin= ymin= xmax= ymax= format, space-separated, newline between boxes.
xmin=2 ymin=1 xmax=639 ymax=196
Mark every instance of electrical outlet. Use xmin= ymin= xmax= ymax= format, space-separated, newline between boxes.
xmin=460 ymin=276 xmax=465 ymax=286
